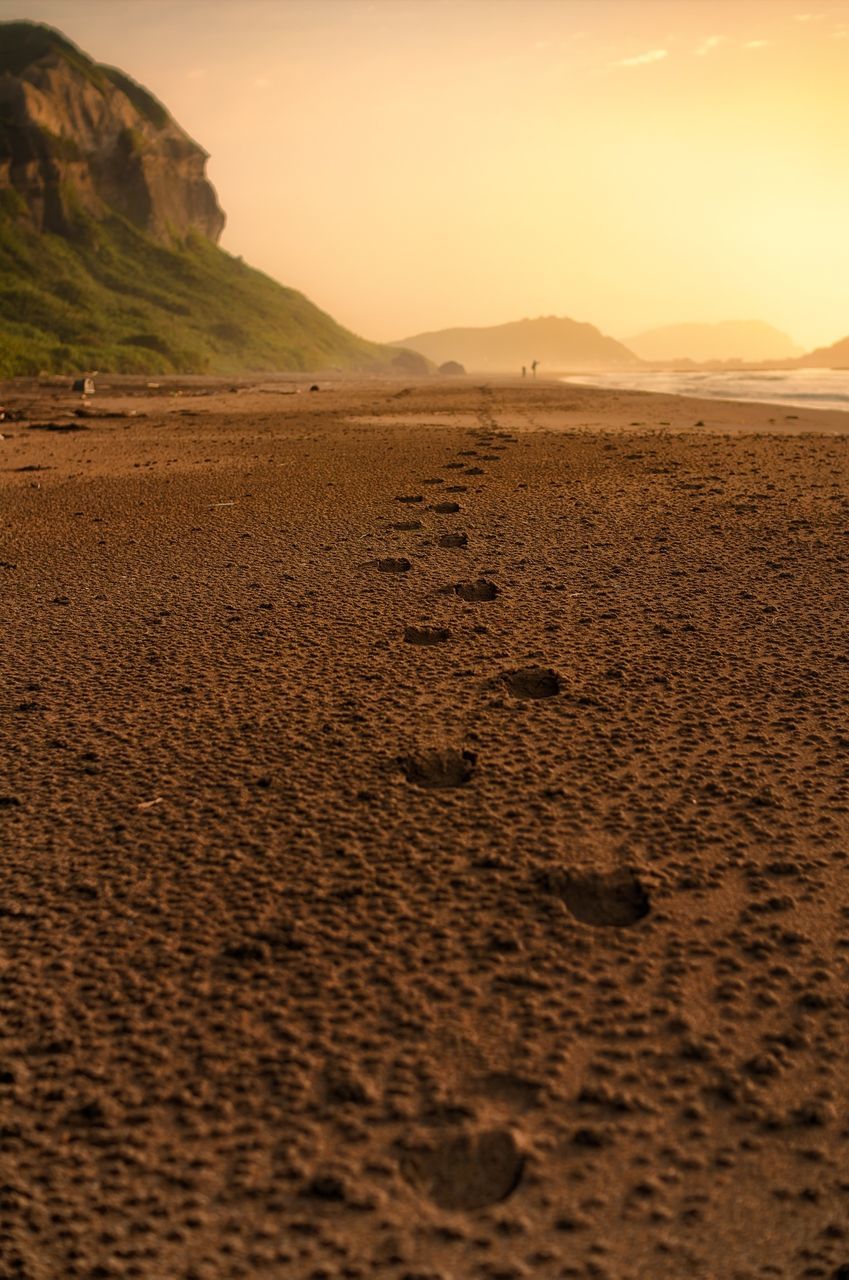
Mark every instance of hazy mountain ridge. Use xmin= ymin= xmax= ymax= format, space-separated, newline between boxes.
xmin=395 ymin=315 xmax=640 ymax=372
xmin=627 ymin=320 xmax=801 ymax=364
xmin=0 ymin=22 xmax=422 ymax=376
xmin=796 ymin=335 xmax=849 ymax=368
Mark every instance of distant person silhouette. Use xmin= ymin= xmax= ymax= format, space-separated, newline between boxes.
xmin=521 ymin=365 xmax=527 ymax=378
xmin=531 ymin=360 xmax=538 ymax=377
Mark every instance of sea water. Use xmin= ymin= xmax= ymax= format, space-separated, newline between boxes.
xmin=561 ymin=367 xmax=849 ymax=413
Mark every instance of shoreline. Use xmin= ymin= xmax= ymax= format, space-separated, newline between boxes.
xmin=2 ymin=375 xmax=849 ymax=494
xmin=559 ymin=367 xmax=849 ymax=416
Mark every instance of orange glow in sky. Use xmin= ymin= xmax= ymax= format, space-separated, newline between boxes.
xmin=3 ymin=0 xmax=848 ymax=348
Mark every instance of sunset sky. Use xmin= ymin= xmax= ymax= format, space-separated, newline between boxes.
xmin=3 ymin=0 xmax=848 ymax=349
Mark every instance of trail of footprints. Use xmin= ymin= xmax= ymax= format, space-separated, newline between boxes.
xmin=367 ymin=394 xmax=651 ymax=1215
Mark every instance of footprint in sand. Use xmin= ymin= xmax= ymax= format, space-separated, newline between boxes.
xmin=389 ymin=521 xmax=422 ymax=531
xmin=470 ymin=1073 xmax=544 ymax=1112
xmin=444 ymin=485 xmax=467 ymax=493
xmin=375 ymin=558 xmax=412 ymax=573
xmin=395 ymin=494 xmax=424 ymax=504
xmin=431 ymin=501 xmax=461 ymax=514
xmin=399 ymin=1127 xmax=524 ymax=1210
xmin=400 ymin=748 xmax=475 ymax=789
xmin=500 ymin=666 xmax=561 ymax=699
xmin=544 ymin=867 xmax=651 ymax=928
xmin=445 ymin=579 xmax=498 ymax=602
xmin=404 ymin=626 xmax=450 ymax=646
xmin=438 ymin=532 xmax=468 ymax=548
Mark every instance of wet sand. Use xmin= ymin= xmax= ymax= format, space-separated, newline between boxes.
xmin=2 ymin=376 xmax=849 ymax=1280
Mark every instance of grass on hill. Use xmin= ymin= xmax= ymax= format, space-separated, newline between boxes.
xmin=0 ymin=201 xmax=396 ymax=377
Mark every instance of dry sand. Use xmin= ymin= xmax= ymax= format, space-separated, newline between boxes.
xmin=1 ymin=376 xmax=849 ymax=1280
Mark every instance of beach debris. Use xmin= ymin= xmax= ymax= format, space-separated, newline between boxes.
xmin=74 ymin=407 xmax=138 ymax=419
xmin=28 ymin=421 xmax=86 ymax=432
xmin=209 ymin=500 xmax=238 ymax=507
xmin=137 ymin=796 xmax=163 ymax=811
xmin=72 ymin=377 xmax=96 ymax=395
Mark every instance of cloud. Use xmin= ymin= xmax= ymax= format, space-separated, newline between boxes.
xmin=743 ymin=39 xmax=769 ymax=48
xmin=696 ymin=35 xmax=724 ymax=56
xmin=612 ymin=48 xmax=669 ymax=68
xmin=795 ymin=12 xmax=825 ymax=20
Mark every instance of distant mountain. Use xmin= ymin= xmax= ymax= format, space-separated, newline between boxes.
xmin=0 ymin=21 xmax=424 ymax=376
xmin=796 ymin=335 xmax=849 ymax=368
xmin=626 ymin=321 xmax=801 ymax=364
xmin=394 ymin=316 xmax=639 ymax=373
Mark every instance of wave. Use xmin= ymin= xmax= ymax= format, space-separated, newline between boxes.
xmin=561 ymin=368 xmax=849 ymax=413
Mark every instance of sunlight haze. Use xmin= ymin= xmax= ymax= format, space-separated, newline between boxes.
xmin=2 ymin=0 xmax=847 ymax=349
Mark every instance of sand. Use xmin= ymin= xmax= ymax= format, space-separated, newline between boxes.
xmin=1 ymin=375 xmax=848 ymax=1280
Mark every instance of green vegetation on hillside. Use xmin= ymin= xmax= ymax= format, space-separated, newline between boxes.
xmin=100 ymin=66 xmax=171 ymax=131
xmin=0 ymin=21 xmax=107 ymax=85
xmin=0 ymin=210 xmax=394 ymax=376
xmin=0 ymin=19 xmax=423 ymax=376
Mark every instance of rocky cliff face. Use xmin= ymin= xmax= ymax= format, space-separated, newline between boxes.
xmin=0 ymin=22 xmax=224 ymax=243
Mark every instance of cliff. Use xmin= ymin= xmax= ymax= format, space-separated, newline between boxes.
xmin=0 ymin=22 xmax=425 ymax=376
xmin=0 ymin=21 xmax=224 ymax=243
xmin=394 ymin=316 xmax=639 ymax=372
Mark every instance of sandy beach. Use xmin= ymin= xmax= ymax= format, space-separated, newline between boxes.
xmin=2 ymin=375 xmax=849 ymax=1280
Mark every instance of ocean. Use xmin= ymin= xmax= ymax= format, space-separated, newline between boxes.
xmin=561 ymin=367 xmax=849 ymax=413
